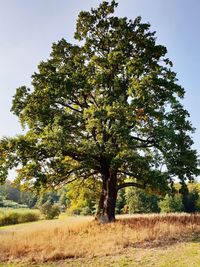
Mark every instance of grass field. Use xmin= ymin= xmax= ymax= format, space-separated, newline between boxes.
xmin=0 ymin=213 xmax=199 ymax=266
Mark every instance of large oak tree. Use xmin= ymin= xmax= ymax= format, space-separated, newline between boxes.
xmin=0 ymin=1 xmax=199 ymax=222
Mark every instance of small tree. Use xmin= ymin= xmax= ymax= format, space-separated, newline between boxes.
xmin=39 ymin=201 xmax=61 ymax=219
xmin=182 ymin=190 xmax=199 ymax=213
xmin=36 ymin=191 xmax=59 ymax=207
xmin=159 ymin=194 xmax=184 ymax=213
xmin=0 ymin=1 xmax=199 ymax=223
xmin=126 ymin=187 xmax=160 ymax=213
xmin=115 ymin=188 xmax=126 ymax=214
xmin=58 ymin=188 xmax=69 ymax=211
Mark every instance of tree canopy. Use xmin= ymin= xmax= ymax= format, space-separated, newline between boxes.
xmin=0 ymin=1 xmax=199 ymax=222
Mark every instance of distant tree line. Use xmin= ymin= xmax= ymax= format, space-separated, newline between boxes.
xmin=123 ymin=184 xmax=200 ymax=214
xmin=0 ymin=181 xmax=37 ymax=208
xmin=1 ymin=180 xmax=200 ymax=214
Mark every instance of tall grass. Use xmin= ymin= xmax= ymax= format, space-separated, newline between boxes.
xmin=0 ymin=213 xmax=199 ymax=263
xmin=0 ymin=208 xmax=41 ymax=226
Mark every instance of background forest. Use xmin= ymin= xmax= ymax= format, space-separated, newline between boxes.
xmin=1 ymin=180 xmax=200 ymax=215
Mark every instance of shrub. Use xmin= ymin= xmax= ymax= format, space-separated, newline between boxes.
xmin=1 ymin=212 xmax=19 ymax=225
xmin=0 ymin=209 xmax=40 ymax=226
xmin=80 ymin=206 xmax=92 ymax=216
xmin=18 ymin=212 xmax=40 ymax=223
xmin=39 ymin=201 xmax=61 ymax=219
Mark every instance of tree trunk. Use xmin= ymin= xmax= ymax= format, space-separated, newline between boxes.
xmin=96 ymin=172 xmax=117 ymax=223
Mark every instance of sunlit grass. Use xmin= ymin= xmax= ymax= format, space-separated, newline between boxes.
xmin=0 ymin=213 xmax=199 ymax=264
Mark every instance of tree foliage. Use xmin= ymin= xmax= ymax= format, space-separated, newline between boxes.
xmin=126 ymin=187 xmax=160 ymax=213
xmin=66 ymin=178 xmax=100 ymax=215
xmin=159 ymin=194 xmax=184 ymax=213
xmin=39 ymin=201 xmax=61 ymax=219
xmin=186 ymin=183 xmax=200 ymax=211
xmin=0 ymin=1 xmax=199 ymax=222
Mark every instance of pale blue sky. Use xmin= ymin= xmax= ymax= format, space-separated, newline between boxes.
xmin=0 ymin=0 xmax=200 ymax=155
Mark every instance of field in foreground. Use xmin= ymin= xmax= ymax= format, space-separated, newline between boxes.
xmin=0 ymin=213 xmax=199 ymax=266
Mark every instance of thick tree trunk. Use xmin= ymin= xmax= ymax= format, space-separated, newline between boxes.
xmin=96 ymin=172 xmax=117 ymax=223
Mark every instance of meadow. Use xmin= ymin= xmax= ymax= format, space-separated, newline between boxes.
xmin=0 ymin=213 xmax=200 ymax=266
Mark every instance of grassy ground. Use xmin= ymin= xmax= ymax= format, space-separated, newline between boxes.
xmin=0 ymin=213 xmax=199 ymax=266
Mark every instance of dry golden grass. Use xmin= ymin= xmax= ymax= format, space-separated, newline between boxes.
xmin=0 ymin=213 xmax=200 ymax=264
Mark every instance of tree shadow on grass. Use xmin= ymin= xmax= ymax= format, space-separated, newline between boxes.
xmin=191 ymin=234 xmax=200 ymax=243
xmin=130 ymin=232 xmax=200 ymax=250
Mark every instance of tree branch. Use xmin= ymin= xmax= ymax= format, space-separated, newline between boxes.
xmin=55 ymin=100 xmax=83 ymax=113
xmin=90 ymin=93 xmax=99 ymax=107
xmin=117 ymin=182 xmax=146 ymax=191
xmin=118 ymin=170 xmax=139 ymax=178
xmin=56 ymin=170 xmax=99 ymax=186
xmin=62 ymin=149 xmax=85 ymax=161
xmin=130 ymin=135 xmax=155 ymax=143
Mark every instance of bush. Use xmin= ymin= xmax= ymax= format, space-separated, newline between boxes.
xmin=18 ymin=212 xmax=40 ymax=223
xmin=0 ymin=209 xmax=40 ymax=226
xmin=39 ymin=201 xmax=61 ymax=219
xmin=80 ymin=206 xmax=92 ymax=216
xmin=2 ymin=212 xmax=19 ymax=225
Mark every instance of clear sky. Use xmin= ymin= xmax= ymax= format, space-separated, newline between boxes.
xmin=0 ymin=0 xmax=200 ymax=156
